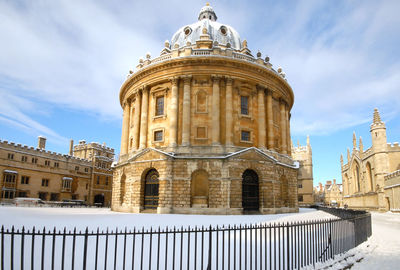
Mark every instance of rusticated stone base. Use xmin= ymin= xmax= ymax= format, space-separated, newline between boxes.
xmin=112 ymin=147 xmax=299 ymax=215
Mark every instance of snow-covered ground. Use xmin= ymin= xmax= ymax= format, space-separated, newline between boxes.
xmin=0 ymin=206 xmax=330 ymax=231
xmin=1 ymin=206 xmax=399 ymax=269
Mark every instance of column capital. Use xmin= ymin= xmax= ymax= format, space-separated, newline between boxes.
xmin=182 ymin=75 xmax=192 ymax=85
xmin=170 ymin=76 xmax=179 ymax=86
xmin=279 ymin=98 xmax=288 ymax=107
xmin=211 ymin=75 xmax=221 ymax=83
xmin=225 ymin=76 xmax=233 ymax=85
xmin=256 ymin=84 xmax=266 ymax=92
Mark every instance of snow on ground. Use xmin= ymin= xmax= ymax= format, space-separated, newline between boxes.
xmin=349 ymin=212 xmax=400 ymax=270
xmin=0 ymin=206 xmax=331 ymax=231
xmin=310 ymin=211 xmax=400 ymax=270
xmin=3 ymin=207 xmax=399 ymax=269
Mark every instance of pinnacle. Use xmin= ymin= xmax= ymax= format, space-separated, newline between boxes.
xmin=373 ymin=108 xmax=382 ymax=124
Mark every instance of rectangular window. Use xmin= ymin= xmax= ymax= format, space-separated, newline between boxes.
xmin=84 ymin=168 xmax=89 ymax=172
xmin=45 ymin=160 xmax=50 ymax=166
xmin=97 ymin=176 xmax=100 ymax=185
xmin=71 ymin=194 xmax=78 ymax=200
xmin=240 ymin=96 xmax=249 ymax=115
xmin=62 ymin=179 xmax=72 ymax=191
xmin=241 ymin=131 xmax=251 ymax=142
xmin=2 ymin=190 xmax=15 ymax=199
xmin=155 ymin=96 xmax=164 ymax=116
xmin=50 ymin=193 xmax=59 ymax=201
xmin=32 ymin=158 xmax=38 ymax=164
xmin=86 ymin=183 xmax=88 ymax=190
xmin=75 ymin=166 xmax=79 ymax=171
xmin=298 ymin=195 xmax=304 ymax=202
xmin=105 ymin=177 xmax=109 ymax=186
xmin=54 ymin=162 xmax=59 ymax=168
xmin=38 ymin=192 xmax=47 ymax=201
xmin=154 ymin=130 xmax=163 ymax=142
xmin=7 ymin=153 xmax=14 ymax=160
xmin=298 ymin=184 xmax=303 ymax=188
xmin=21 ymin=176 xmax=30 ymax=185
xmin=41 ymin=179 xmax=49 ymax=187
xmin=18 ymin=191 xmax=27 ymax=198
xmin=4 ymin=173 xmax=16 ymax=183
xmin=21 ymin=156 xmax=27 ymax=162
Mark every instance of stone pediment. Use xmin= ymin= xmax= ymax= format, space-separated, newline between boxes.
xmin=129 ymin=148 xmax=172 ymax=162
xmin=226 ymin=147 xmax=276 ymax=164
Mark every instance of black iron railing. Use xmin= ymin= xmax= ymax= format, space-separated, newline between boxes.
xmin=0 ymin=208 xmax=371 ymax=270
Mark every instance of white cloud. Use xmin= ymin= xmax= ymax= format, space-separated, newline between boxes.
xmin=0 ymin=0 xmax=399 ymax=139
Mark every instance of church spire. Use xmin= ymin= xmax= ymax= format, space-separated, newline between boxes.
xmin=373 ymin=108 xmax=382 ymax=124
xmin=359 ymin=136 xmax=363 ymax=153
xmin=353 ymin=132 xmax=357 ymax=149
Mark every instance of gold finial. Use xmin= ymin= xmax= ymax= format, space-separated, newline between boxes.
xmin=206 ymin=2 xmax=210 ymax=6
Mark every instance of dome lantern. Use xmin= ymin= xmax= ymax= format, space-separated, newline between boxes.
xmin=198 ymin=3 xmax=217 ymax=21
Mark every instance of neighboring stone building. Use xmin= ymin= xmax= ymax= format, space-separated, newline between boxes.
xmin=73 ymin=140 xmax=115 ymax=206
xmin=384 ymin=170 xmax=400 ymax=211
xmin=342 ymin=108 xmax=400 ymax=211
xmin=112 ymin=4 xmax=299 ymax=214
xmin=0 ymin=136 xmax=114 ymax=206
xmin=313 ymin=183 xmax=324 ymax=205
xmin=292 ymin=136 xmax=314 ymax=206
xmin=323 ymin=179 xmax=343 ymax=207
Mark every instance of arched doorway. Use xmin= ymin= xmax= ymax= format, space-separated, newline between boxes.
xmin=242 ymin=169 xmax=259 ymax=211
xmin=144 ymin=169 xmax=159 ymax=209
xmin=94 ymin=194 xmax=105 ymax=207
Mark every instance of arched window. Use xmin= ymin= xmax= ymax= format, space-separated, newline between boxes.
xmin=366 ymin=162 xmax=373 ymax=191
xmin=191 ymin=170 xmax=209 ymax=207
xmin=353 ymin=162 xmax=361 ymax=192
xmin=344 ymin=173 xmax=350 ymax=195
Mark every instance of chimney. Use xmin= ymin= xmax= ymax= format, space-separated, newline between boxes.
xmin=69 ymin=139 xmax=74 ymax=156
xmin=319 ymin=182 xmax=323 ymax=191
xmin=37 ymin=136 xmax=46 ymax=150
xmin=333 ymin=179 xmax=336 ymax=185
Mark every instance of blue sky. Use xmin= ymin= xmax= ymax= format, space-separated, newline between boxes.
xmin=1 ymin=0 xmax=399 ymax=186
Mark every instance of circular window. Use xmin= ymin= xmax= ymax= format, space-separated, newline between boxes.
xmin=220 ymin=26 xmax=227 ymax=36
xmin=184 ymin=27 xmax=192 ymax=36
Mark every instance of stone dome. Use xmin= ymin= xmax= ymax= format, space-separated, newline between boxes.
xmin=170 ymin=4 xmax=242 ymax=50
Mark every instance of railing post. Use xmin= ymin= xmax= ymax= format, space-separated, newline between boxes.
xmin=207 ymin=225 xmax=212 ymax=270
xmin=83 ymin=227 xmax=88 ymax=270
xmin=1 ymin=226 xmax=4 ymax=270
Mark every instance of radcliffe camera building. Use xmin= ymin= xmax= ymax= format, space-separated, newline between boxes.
xmin=112 ymin=4 xmax=300 ymax=214
xmin=342 ymin=108 xmax=400 ymax=211
xmin=0 ymin=136 xmax=114 ymax=206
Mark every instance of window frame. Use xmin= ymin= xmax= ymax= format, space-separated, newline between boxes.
xmin=240 ymin=129 xmax=252 ymax=143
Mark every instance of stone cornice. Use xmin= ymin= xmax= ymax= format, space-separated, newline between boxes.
xmin=120 ymin=56 xmax=294 ymax=108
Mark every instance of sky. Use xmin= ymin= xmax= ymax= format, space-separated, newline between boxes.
xmin=0 ymin=0 xmax=399 ymax=186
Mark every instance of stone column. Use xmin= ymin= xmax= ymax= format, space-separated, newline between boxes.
xmin=139 ymin=86 xmax=149 ymax=149
xmin=266 ymin=90 xmax=274 ymax=149
xmin=132 ymin=91 xmax=142 ymax=150
xmin=182 ymin=76 xmax=192 ymax=146
xmin=257 ymin=86 xmax=266 ymax=148
xmin=120 ymin=100 xmax=131 ymax=155
xmin=225 ymin=77 xmax=233 ymax=146
xmin=286 ymin=109 xmax=291 ymax=156
xmin=280 ymin=99 xmax=287 ymax=154
xmin=211 ymin=75 xmax=221 ymax=145
xmin=169 ymin=77 xmax=179 ymax=147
